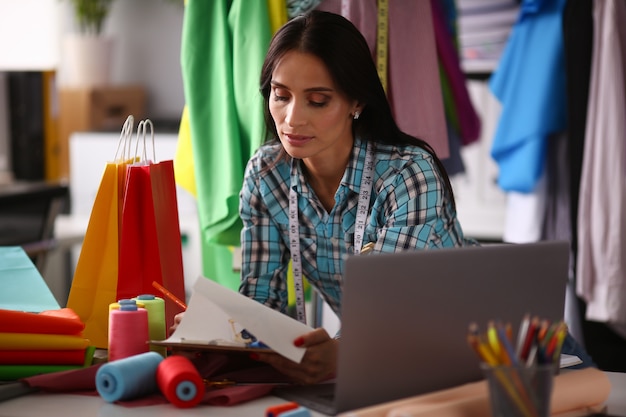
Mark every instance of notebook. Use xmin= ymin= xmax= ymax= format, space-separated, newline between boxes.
xmin=274 ymin=240 xmax=570 ymax=415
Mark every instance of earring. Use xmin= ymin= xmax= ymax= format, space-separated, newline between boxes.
xmin=353 ymin=111 xmax=361 ymax=120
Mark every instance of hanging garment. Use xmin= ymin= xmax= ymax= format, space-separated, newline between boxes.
xmin=489 ymin=0 xmax=568 ymax=193
xmin=318 ymin=0 xmax=450 ymax=159
xmin=576 ymin=0 xmax=626 ymax=335
xmin=175 ymin=0 xmax=274 ymax=289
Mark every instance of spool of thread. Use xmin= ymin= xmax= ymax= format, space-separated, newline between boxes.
xmin=109 ymin=299 xmax=145 ymax=311
xmin=156 ymin=355 xmax=205 ymax=408
xmin=108 ymin=303 xmax=149 ymax=362
xmin=133 ymin=294 xmax=167 ymax=357
xmin=96 ymin=351 xmax=163 ymax=402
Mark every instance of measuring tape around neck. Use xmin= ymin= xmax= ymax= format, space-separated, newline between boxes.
xmin=288 ymin=142 xmax=375 ymax=324
xmin=376 ymin=0 xmax=389 ymax=94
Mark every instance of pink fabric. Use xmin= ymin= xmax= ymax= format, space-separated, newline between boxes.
xmin=318 ymin=0 xmax=450 ymax=158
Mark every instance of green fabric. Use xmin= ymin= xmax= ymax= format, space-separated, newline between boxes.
xmin=180 ymin=0 xmax=271 ymax=287
xmin=0 ymin=365 xmax=83 ymax=381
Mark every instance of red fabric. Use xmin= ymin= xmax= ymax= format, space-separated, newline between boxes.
xmin=22 ymin=364 xmax=102 ymax=392
xmin=431 ymin=0 xmax=481 ymax=145
xmin=0 ymin=349 xmax=86 ymax=365
xmin=21 ymin=361 xmax=276 ymax=408
xmin=0 ymin=308 xmax=84 ymax=335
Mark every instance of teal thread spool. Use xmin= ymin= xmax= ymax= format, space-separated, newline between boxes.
xmin=96 ymin=351 xmax=163 ymax=402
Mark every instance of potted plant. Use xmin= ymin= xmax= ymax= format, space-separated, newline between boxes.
xmin=69 ymin=0 xmax=115 ymax=35
xmin=63 ymin=0 xmax=116 ymax=87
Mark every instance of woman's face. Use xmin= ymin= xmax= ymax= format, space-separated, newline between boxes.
xmin=269 ymin=51 xmax=359 ymax=165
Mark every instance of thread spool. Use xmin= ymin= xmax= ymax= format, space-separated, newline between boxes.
xmin=108 ymin=303 xmax=149 ymax=362
xmin=156 ymin=355 xmax=205 ymax=408
xmin=96 ymin=351 xmax=163 ymax=402
xmin=133 ymin=294 xmax=167 ymax=357
xmin=109 ymin=299 xmax=145 ymax=312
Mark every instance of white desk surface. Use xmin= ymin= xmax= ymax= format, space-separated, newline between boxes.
xmin=0 ymin=372 xmax=625 ymax=417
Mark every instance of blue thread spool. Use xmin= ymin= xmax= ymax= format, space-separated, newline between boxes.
xmin=96 ymin=351 xmax=163 ymax=402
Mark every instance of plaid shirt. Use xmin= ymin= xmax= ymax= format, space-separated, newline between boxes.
xmin=239 ymin=138 xmax=471 ymax=318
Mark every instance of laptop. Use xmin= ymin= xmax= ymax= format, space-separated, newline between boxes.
xmin=274 ymin=240 xmax=569 ymax=415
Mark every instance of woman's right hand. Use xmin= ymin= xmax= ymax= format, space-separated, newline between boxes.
xmin=169 ymin=312 xmax=185 ymax=334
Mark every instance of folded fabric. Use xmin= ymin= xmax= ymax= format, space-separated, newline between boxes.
xmin=338 ymin=367 xmax=611 ymax=417
xmin=107 ymin=384 xmax=276 ymax=408
xmin=22 ymin=363 xmax=103 ymax=392
xmin=0 ymin=308 xmax=85 ymax=335
xmin=0 ymin=349 xmax=87 ymax=365
xmin=0 ymin=364 xmax=85 ymax=381
xmin=20 ymin=361 xmax=277 ymax=407
xmin=0 ymin=333 xmax=90 ymax=350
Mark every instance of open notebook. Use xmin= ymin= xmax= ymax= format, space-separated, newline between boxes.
xmin=274 ymin=241 xmax=570 ymax=415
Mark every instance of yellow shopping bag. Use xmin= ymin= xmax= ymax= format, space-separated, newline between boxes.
xmin=66 ymin=117 xmax=134 ymax=348
xmin=66 ymin=161 xmax=121 ymax=348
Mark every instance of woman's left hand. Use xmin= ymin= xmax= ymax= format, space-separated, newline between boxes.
xmin=251 ymin=328 xmax=338 ymax=385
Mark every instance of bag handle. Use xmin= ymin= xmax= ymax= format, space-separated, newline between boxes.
xmin=114 ymin=115 xmax=135 ymax=162
xmin=134 ymin=119 xmax=156 ymax=164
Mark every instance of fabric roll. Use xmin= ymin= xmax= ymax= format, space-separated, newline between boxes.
xmin=0 ymin=333 xmax=90 ymax=350
xmin=0 ymin=349 xmax=87 ymax=365
xmin=0 ymin=308 xmax=85 ymax=335
xmin=337 ymin=367 xmax=610 ymax=417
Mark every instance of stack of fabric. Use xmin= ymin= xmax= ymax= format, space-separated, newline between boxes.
xmin=0 ymin=308 xmax=93 ymax=380
xmin=456 ymin=0 xmax=520 ymax=69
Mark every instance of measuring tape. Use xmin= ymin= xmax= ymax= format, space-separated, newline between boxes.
xmin=376 ymin=0 xmax=389 ymax=94
xmin=288 ymin=142 xmax=375 ymax=325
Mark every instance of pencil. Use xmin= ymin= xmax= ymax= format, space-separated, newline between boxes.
xmin=152 ymin=281 xmax=187 ymax=310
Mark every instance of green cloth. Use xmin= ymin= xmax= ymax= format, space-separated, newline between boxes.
xmin=180 ymin=0 xmax=272 ymax=289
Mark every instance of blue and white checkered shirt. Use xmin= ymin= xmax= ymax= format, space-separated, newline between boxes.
xmin=239 ymin=138 xmax=472 ymax=318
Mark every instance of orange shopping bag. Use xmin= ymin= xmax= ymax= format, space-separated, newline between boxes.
xmin=117 ymin=120 xmax=186 ymax=332
xmin=66 ymin=117 xmax=136 ymax=348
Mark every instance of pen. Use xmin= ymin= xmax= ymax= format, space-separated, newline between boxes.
xmin=152 ymin=281 xmax=187 ymax=310
xmin=495 ymin=321 xmax=519 ymax=366
xmin=265 ymin=402 xmax=300 ymax=417
xmin=360 ymin=242 xmax=375 ymax=254
xmin=515 ymin=314 xmax=530 ymax=357
xmin=467 ymin=323 xmax=498 ymax=365
xmin=487 ymin=321 xmax=504 ymax=363
xmin=519 ymin=316 xmax=539 ymax=362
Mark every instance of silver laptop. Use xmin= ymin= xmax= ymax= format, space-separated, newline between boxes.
xmin=274 ymin=240 xmax=569 ymax=415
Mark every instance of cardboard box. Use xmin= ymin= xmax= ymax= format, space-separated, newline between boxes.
xmin=56 ymin=86 xmax=146 ymax=180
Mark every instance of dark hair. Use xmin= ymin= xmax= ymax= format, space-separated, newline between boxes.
xmin=259 ymin=10 xmax=456 ymax=203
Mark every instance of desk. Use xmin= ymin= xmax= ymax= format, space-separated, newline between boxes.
xmin=0 ymin=372 xmax=625 ymax=417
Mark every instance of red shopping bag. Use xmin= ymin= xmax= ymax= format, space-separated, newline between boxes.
xmin=117 ymin=123 xmax=186 ymax=332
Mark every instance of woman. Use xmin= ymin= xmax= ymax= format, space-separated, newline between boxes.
xmin=238 ymin=10 xmax=473 ymax=384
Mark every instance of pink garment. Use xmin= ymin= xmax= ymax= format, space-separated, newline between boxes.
xmin=318 ymin=0 xmax=450 ymax=158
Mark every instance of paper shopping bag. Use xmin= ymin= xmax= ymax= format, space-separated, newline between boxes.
xmin=117 ymin=121 xmax=186 ymax=332
xmin=66 ymin=161 xmax=120 ymax=348
xmin=149 ymin=159 xmax=186 ymax=330
xmin=66 ymin=116 xmax=135 ymax=349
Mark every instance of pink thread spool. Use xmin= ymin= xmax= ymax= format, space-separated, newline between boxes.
xmin=108 ymin=301 xmax=149 ymax=362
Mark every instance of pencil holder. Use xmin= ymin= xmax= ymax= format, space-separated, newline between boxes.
xmin=481 ymin=363 xmax=556 ymax=417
